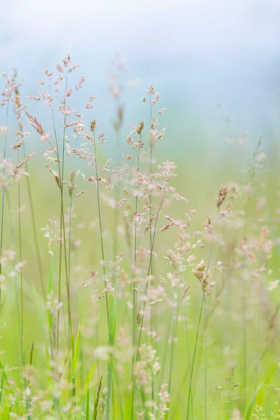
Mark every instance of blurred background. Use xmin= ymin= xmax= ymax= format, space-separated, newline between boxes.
xmin=2 ymin=0 xmax=280 ymax=163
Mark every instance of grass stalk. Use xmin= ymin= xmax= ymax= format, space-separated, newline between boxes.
xmin=0 ymin=102 xmax=10 ymax=304
xmin=186 ymin=293 xmax=204 ymax=419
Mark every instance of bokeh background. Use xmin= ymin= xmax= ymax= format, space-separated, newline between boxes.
xmin=2 ymin=0 xmax=280 ymax=172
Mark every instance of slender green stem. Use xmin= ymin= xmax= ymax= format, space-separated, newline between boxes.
xmin=92 ymin=133 xmax=111 ymax=419
xmin=52 ymin=70 xmax=72 ymax=352
xmin=16 ymin=149 xmax=24 ymax=364
xmin=186 ymin=293 xmax=204 ymax=419
xmin=93 ymin=134 xmax=109 ymax=324
xmin=130 ymin=145 xmax=141 ymax=420
xmin=113 ymin=130 xmax=121 ymax=260
xmin=253 ymin=255 xmax=265 ymax=412
xmin=166 ymin=291 xmax=180 ymax=418
xmin=137 ymin=185 xmax=165 ymax=351
xmin=0 ymin=101 xmax=9 ymax=304
xmin=23 ymin=143 xmax=46 ymax=299
xmin=67 ymin=194 xmax=74 ymax=350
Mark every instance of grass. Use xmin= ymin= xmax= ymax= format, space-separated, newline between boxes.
xmin=0 ymin=56 xmax=279 ymax=420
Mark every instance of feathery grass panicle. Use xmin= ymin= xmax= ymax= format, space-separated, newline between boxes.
xmin=0 ymin=57 xmax=278 ymax=420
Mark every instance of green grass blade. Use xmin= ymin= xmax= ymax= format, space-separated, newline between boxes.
xmin=72 ymin=320 xmax=81 ymax=376
xmin=245 ymin=364 xmax=278 ymax=420
xmin=0 ymin=360 xmax=7 ymax=405
xmin=93 ymin=376 xmax=103 ymax=420
xmin=83 ymin=362 xmax=97 ymax=395
xmin=86 ymin=388 xmax=90 ymax=420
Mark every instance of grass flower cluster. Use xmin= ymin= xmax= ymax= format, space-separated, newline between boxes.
xmin=0 ymin=56 xmax=279 ymax=420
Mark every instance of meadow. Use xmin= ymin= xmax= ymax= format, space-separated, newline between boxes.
xmin=0 ymin=55 xmax=279 ymax=419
